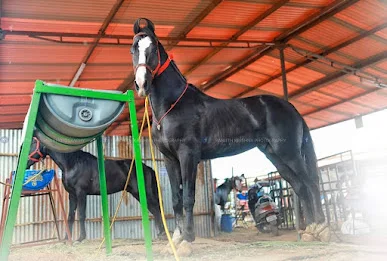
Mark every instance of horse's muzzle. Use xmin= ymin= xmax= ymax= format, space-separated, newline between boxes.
xmin=134 ymin=81 xmax=147 ymax=97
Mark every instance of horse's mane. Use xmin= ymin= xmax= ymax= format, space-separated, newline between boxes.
xmin=61 ymin=150 xmax=96 ymax=164
xmin=216 ymin=178 xmax=232 ymax=191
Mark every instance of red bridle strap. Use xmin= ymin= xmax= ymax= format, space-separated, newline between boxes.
xmin=28 ymin=137 xmax=44 ymax=162
xmin=133 ymin=32 xmax=172 ymax=78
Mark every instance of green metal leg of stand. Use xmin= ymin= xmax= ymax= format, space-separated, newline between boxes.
xmin=0 ymin=91 xmax=42 ymax=260
xmin=128 ymin=91 xmax=153 ymax=261
xmin=96 ymin=136 xmax=112 ymax=254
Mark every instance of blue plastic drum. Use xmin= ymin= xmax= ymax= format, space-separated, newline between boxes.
xmin=11 ymin=169 xmax=55 ymax=191
xmin=221 ymin=214 xmax=234 ymax=233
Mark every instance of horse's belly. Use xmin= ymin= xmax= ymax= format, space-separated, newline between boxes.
xmin=201 ymin=138 xmax=257 ymax=160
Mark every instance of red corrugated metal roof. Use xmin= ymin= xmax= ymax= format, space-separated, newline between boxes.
xmin=206 ymin=81 xmax=248 ymax=98
xmin=299 ymin=19 xmax=359 ymax=48
xmin=200 ymin=2 xmax=271 ymax=27
xmin=256 ymin=6 xmax=320 ymax=29
xmin=334 ymin=0 xmax=387 ymax=30
xmin=339 ymin=38 xmax=387 ymax=60
xmin=318 ymin=80 xmax=367 ymax=99
xmin=1 ymin=0 xmax=386 ymax=134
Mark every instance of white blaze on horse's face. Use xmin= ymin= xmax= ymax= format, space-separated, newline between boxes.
xmin=135 ymin=36 xmax=152 ymax=97
xmin=235 ymin=178 xmax=242 ymax=191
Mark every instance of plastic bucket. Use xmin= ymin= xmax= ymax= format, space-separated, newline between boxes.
xmin=221 ymin=214 xmax=234 ymax=233
xmin=11 ymin=169 xmax=55 ymax=191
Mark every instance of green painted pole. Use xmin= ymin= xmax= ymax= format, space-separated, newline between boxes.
xmin=127 ymin=91 xmax=153 ymax=261
xmin=96 ymin=136 xmax=112 ymax=254
xmin=0 ymin=89 xmax=42 ymax=260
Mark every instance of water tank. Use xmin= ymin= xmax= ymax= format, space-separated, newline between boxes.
xmin=35 ymin=85 xmax=125 ymax=152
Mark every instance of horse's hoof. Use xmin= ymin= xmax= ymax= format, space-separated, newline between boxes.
xmin=159 ymin=244 xmax=170 ymax=256
xmin=156 ymin=232 xmax=168 ymax=241
xmin=304 ymin=223 xmax=317 ymax=234
xmin=75 ymin=238 xmax=85 ymax=244
xmin=160 ymin=242 xmax=179 ymax=256
xmin=176 ymin=240 xmax=193 ymax=257
xmin=301 ymin=233 xmax=315 ymax=242
xmin=315 ymin=224 xmax=331 ymax=242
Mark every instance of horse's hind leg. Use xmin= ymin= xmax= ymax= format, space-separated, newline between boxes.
xmin=65 ymin=193 xmax=77 ymax=241
xmin=274 ymin=149 xmax=330 ymax=241
xmin=260 ymin=146 xmax=314 ymax=225
xmin=76 ymin=191 xmax=87 ymax=242
xmin=281 ymin=155 xmax=325 ymax=224
xmin=144 ymin=186 xmax=165 ymax=238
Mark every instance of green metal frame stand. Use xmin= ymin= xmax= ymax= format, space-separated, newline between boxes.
xmin=0 ymin=80 xmax=153 ymax=261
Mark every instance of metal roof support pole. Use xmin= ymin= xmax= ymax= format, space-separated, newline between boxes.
xmin=278 ymin=45 xmax=301 ymax=240
xmin=279 ymin=46 xmax=289 ymax=101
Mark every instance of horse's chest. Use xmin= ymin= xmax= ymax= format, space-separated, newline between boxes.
xmin=152 ymin=130 xmax=179 ymax=157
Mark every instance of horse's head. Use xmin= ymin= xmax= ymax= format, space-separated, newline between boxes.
xmin=26 ymin=137 xmax=48 ymax=168
xmin=131 ymin=18 xmax=161 ymax=97
xmin=232 ymin=175 xmax=244 ymax=192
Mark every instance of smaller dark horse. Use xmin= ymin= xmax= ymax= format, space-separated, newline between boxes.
xmin=26 ymin=137 xmax=164 ymax=242
xmin=214 ymin=175 xmax=244 ymax=211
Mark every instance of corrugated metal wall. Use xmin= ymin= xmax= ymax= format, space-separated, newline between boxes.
xmin=0 ymin=129 xmax=214 ymax=244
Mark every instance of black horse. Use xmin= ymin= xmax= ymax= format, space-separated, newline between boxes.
xmin=214 ymin=175 xmax=243 ymax=211
xmin=130 ymin=18 xmax=327 ymax=255
xmin=26 ymin=137 xmax=164 ymax=242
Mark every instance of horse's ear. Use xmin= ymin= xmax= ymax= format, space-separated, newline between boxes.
xmin=133 ymin=18 xmax=141 ymax=34
xmin=133 ymin=18 xmax=155 ymax=34
xmin=143 ymin=18 xmax=155 ymax=33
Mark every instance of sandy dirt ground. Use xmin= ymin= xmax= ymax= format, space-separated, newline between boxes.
xmin=8 ymin=226 xmax=387 ymax=261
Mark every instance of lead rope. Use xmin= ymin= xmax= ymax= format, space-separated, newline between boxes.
xmin=97 ymin=112 xmax=147 ymax=251
xmin=145 ymin=97 xmax=180 ymax=261
xmin=23 ymin=159 xmax=47 ymax=186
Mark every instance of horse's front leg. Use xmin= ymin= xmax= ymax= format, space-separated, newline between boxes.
xmin=178 ymin=151 xmax=199 ymax=256
xmin=164 ymin=157 xmax=183 ymax=244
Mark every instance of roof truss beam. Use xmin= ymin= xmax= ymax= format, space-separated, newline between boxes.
xmin=201 ymin=0 xmax=361 ymax=91
xmin=234 ymin=22 xmax=387 ymax=98
xmin=183 ymin=0 xmax=290 ymax=77
xmin=289 ymin=50 xmax=387 ymax=100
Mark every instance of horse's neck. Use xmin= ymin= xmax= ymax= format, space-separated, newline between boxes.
xmin=216 ymin=180 xmax=233 ymax=200
xmin=46 ymin=149 xmax=70 ymax=171
xmin=149 ymin=44 xmax=192 ymax=120
xmin=150 ymin=70 xmax=185 ymax=115
xmin=223 ymin=180 xmax=233 ymax=194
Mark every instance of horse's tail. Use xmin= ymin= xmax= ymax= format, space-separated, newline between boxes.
xmin=301 ymin=119 xmax=319 ymax=182
xmin=123 ymin=160 xmax=132 ymax=206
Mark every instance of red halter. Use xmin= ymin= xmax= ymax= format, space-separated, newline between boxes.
xmin=133 ymin=32 xmax=186 ymax=131
xmin=28 ymin=137 xmax=44 ymax=162
xmin=133 ymin=32 xmax=172 ymax=79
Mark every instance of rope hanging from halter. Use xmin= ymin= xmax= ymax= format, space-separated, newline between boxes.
xmin=145 ymin=97 xmax=180 ymax=261
xmin=152 ymin=82 xmax=188 ymax=131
